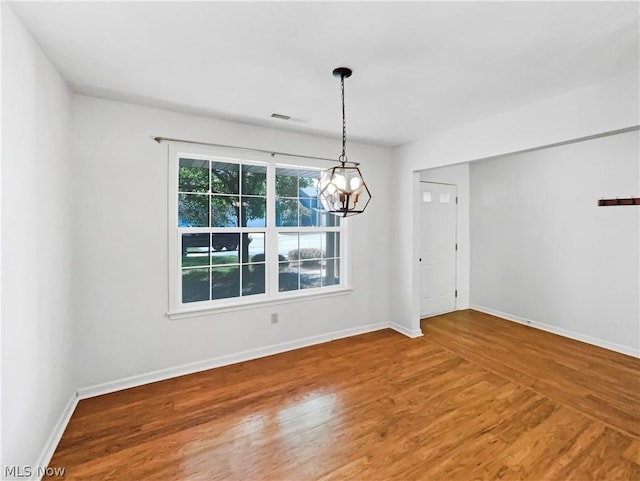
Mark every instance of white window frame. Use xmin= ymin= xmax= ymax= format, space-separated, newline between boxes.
xmin=166 ymin=143 xmax=352 ymax=319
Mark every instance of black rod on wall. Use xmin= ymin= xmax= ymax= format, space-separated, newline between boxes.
xmin=153 ymin=136 xmax=360 ymax=165
xmin=598 ymin=197 xmax=640 ymax=206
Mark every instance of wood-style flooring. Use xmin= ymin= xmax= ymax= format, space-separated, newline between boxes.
xmin=47 ymin=310 xmax=640 ymax=480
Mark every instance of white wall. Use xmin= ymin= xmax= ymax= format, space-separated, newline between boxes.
xmin=1 ymin=4 xmax=76 ymax=473
xmin=391 ymin=69 xmax=640 ymax=335
xmin=72 ymin=95 xmax=392 ymax=391
xmin=398 ymin=69 xmax=640 ymax=169
xmin=470 ymin=131 xmax=639 ymax=355
xmin=419 ymin=164 xmax=470 ymax=311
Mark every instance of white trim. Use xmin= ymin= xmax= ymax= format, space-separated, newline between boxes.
xmin=470 ymin=305 xmax=640 ymax=359
xmin=390 ymin=322 xmax=424 ymax=339
xmin=168 ymin=287 xmax=354 ymax=319
xmin=78 ymin=321 xmax=388 ymax=399
xmin=410 ymin=172 xmax=422 ymax=333
xmin=34 ymin=392 xmax=78 ymax=480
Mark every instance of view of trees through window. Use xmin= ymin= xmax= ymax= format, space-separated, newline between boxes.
xmin=177 ymin=158 xmax=341 ymax=304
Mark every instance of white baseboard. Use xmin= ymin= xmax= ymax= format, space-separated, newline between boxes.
xmin=34 ymin=392 xmax=78 ymax=480
xmin=78 ymin=322 xmax=389 ymax=399
xmin=470 ymin=305 xmax=640 ymax=358
xmin=390 ymin=322 xmax=424 ymax=338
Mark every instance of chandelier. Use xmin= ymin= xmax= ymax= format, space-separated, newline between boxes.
xmin=318 ymin=67 xmax=371 ymax=217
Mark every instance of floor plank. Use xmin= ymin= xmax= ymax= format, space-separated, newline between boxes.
xmin=47 ymin=310 xmax=640 ymax=480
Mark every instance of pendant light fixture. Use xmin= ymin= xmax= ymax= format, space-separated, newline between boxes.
xmin=318 ymin=67 xmax=371 ymax=217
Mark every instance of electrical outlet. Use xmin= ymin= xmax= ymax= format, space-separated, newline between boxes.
xmin=270 ymin=313 xmax=278 ymax=324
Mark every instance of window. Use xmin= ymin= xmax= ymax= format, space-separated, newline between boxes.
xmin=168 ymin=148 xmax=347 ymax=315
xmin=275 ymin=167 xmax=341 ymax=292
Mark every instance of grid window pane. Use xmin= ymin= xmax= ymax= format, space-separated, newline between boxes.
xmin=322 ymin=259 xmax=340 ymax=286
xmin=179 ymin=193 xmax=209 ymax=227
xmin=182 ymin=268 xmax=210 ymax=303
xmin=242 ymin=264 xmax=265 ymax=296
xmin=242 ymin=197 xmax=266 ymax=227
xmin=276 ymin=168 xmax=299 ymax=197
xmin=211 ymin=162 xmax=239 ymax=194
xmin=245 ymin=233 xmax=265 ymax=264
xmin=278 ymin=233 xmax=298 ymax=260
xmin=182 ymin=233 xmax=210 ymax=267
xmin=300 ymin=260 xmax=321 ymax=289
xmin=276 ymin=199 xmax=298 ymax=227
xmin=279 ymin=262 xmax=299 ymax=292
xmin=299 ymin=172 xmax=320 ymax=226
xmin=212 ymin=266 xmax=240 ymax=300
xmin=299 ymin=171 xmax=319 ymax=198
xmin=296 ymin=233 xmax=322 ymax=261
xmin=242 ymin=165 xmax=267 ymax=195
xmin=179 ymin=158 xmax=209 ymax=193
xmin=299 ymin=204 xmax=316 ymax=227
xmin=323 ymin=233 xmax=340 ymax=259
xmin=211 ymin=196 xmax=239 ymax=227
xmin=211 ymin=234 xmax=240 ymax=268
xmin=236 ymin=233 xmax=252 ymax=264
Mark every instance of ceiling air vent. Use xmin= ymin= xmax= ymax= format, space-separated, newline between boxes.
xmin=270 ymin=113 xmax=310 ymax=123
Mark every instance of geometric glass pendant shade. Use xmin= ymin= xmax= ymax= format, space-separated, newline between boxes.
xmin=318 ymin=67 xmax=371 ymax=217
xmin=318 ymin=164 xmax=371 ymax=217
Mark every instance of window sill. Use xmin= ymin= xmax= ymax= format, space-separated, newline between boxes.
xmin=167 ymin=286 xmax=354 ymax=320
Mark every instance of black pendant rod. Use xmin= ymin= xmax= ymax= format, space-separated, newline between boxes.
xmin=333 ymin=67 xmax=352 ymax=165
xmin=153 ymin=136 xmax=360 ymax=166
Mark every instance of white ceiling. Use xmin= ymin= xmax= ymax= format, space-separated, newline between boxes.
xmin=9 ymin=1 xmax=640 ymax=147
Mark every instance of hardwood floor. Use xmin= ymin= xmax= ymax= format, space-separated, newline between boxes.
xmin=47 ymin=310 xmax=640 ymax=480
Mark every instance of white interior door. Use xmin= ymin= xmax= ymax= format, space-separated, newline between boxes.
xmin=420 ymin=182 xmax=457 ymax=318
